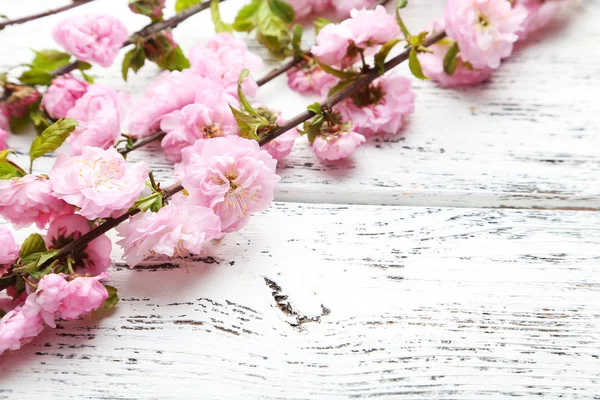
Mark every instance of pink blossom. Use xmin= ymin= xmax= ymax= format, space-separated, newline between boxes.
xmin=49 ymin=146 xmax=148 ymax=220
xmin=0 ymin=226 xmax=20 ymax=274
xmin=0 ymin=107 xmax=8 ymax=150
xmin=288 ymin=0 xmax=331 ymax=19
xmin=256 ymin=107 xmax=299 ymax=161
xmin=116 ymin=194 xmax=221 ymax=267
xmin=444 ymin=0 xmax=527 ymax=69
xmin=419 ymin=40 xmax=493 ymax=87
xmin=45 ymin=214 xmax=112 ymax=276
xmin=312 ymin=6 xmax=400 ymax=68
xmin=24 ymin=274 xmax=69 ymax=327
xmin=334 ymin=73 xmax=414 ymax=136
xmin=515 ymin=0 xmax=575 ymax=39
xmin=41 ymin=74 xmax=89 ymax=119
xmin=57 ymin=275 xmax=108 ymax=321
xmin=123 ymin=70 xmax=211 ymax=137
xmin=0 ymin=304 xmax=44 ymax=355
xmin=52 ymin=15 xmax=129 ymax=67
xmin=182 ymin=136 xmax=280 ymax=233
xmin=66 ymin=84 xmax=127 ymax=156
xmin=160 ymin=90 xmax=240 ymax=163
xmin=0 ymin=128 xmax=7 ymax=151
xmin=331 ymin=0 xmax=377 ymax=18
xmin=189 ymin=33 xmax=263 ymax=98
xmin=3 ymin=86 xmax=40 ymax=118
xmin=0 ymin=175 xmax=73 ymax=229
xmin=287 ymin=62 xmax=339 ymax=96
xmin=313 ymin=128 xmax=366 ymax=161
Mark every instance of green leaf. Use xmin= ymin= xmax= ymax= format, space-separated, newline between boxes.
xmin=307 ymin=102 xmax=322 ymax=115
xmin=121 ymin=45 xmax=146 ymax=81
xmin=18 ymin=68 xmax=53 ymax=86
xmin=175 ymin=0 xmax=202 ymax=12
xmin=102 ymin=285 xmax=120 ymax=309
xmin=237 ymin=69 xmax=255 ymax=113
xmin=81 ymin=70 xmax=94 ymax=84
xmin=327 ymin=79 xmax=354 ymax=98
xmin=316 ymin=61 xmax=360 ymax=80
xmin=256 ymin=1 xmax=290 ymax=57
xmin=132 ymin=193 xmax=163 ymax=212
xmin=19 ymin=233 xmax=47 ymax=258
xmin=408 ymin=47 xmax=428 ymax=80
xmin=268 ymin=0 xmax=295 ymax=23
xmin=397 ymin=0 xmax=408 ymax=9
xmin=314 ymin=17 xmax=332 ymax=35
xmin=29 ymin=104 xmax=51 ymax=134
xmin=0 ymin=160 xmax=25 ymax=180
xmin=291 ymin=24 xmax=303 ymax=55
xmin=232 ymin=0 xmax=261 ymax=32
xmin=374 ymin=39 xmax=401 ymax=75
xmin=157 ymin=46 xmax=190 ymax=71
xmin=396 ymin=1 xmax=411 ymax=38
xmin=230 ymin=105 xmax=261 ymax=140
xmin=443 ymin=42 xmax=460 ymax=76
xmin=211 ymin=0 xmax=233 ymax=32
xmin=9 ymin=115 xmax=30 ymax=133
xmin=29 ymin=118 xmax=77 ymax=163
xmin=28 ymin=264 xmax=54 ymax=280
xmin=77 ymin=61 xmax=92 ymax=71
xmin=31 ymin=49 xmax=71 ymax=71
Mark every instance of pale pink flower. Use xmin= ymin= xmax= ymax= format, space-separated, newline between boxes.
xmin=0 ymin=128 xmax=7 ymax=151
xmin=287 ymin=62 xmax=339 ymax=96
xmin=3 ymin=86 xmax=41 ymax=118
xmin=129 ymin=0 xmax=165 ymax=20
xmin=0 ymin=304 xmax=44 ymax=355
xmin=0 ymin=226 xmax=19 ymax=274
xmin=335 ymin=73 xmax=414 ymax=136
xmin=66 ymin=84 xmax=128 ymax=156
xmin=419 ymin=40 xmax=493 ymax=87
xmin=189 ymin=33 xmax=263 ymax=98
xmin=515 ymin=0 xmax=575 ymax=39
xmin=58 ymin=275 xmax=108 ymax=321
xmin=123 ymin=70 xmax=211 ymax=137
xmin=49 ymin=146 xmax=148 ymax=220
xmin=288 ymin=0 xmax=331 ymax=19
xmin=313 ymin=128 xmax=366 ymax=161
xmin=331 ymin=0 xmax=377 ymax=18
xmin=182 ymin=136 xmax=280 ymax=233
xmin=0 ymin=175 xmax=73 ymax=229
xmin=160 ymin=90 xmax=240 ymax=163
xmin=41 ymin=74 xmax=89 ymax=119
xmin=312 ymin=6 xmax=400 ymax=68
xmin=444 ymin=0 xmax=527 ymax=69
xmin=24 ymin=274 xmax=69 ymax=327
xmin=52 ymin=15 xmax=129 ymax=67
xmin=116 ymin=194 xmax=221 ymax=267
xmin=256 ymin=107 xmax=299 ymax=161
xmin=45 ymin=214 xmax=112 ymax=276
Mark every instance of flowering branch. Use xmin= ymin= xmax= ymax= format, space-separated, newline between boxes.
xmin=0 ymin=0 xmax=96 ymax=30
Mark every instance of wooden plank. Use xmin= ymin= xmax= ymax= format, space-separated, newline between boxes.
xmin=2 ymin=1 xmax=598 ymax=210
xmin=1 ymin=203 xmax=599 ymax=398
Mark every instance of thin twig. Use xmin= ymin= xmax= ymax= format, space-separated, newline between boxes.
xmin=51 ymin=0 xmax=225 ymax=77
xmin=119 ymin=131 xmax=166 ymax=155
xmin=0 ymin=0 xmax=96 ymax=30
xmin=41 ymin=31 xmax=446 ymax=266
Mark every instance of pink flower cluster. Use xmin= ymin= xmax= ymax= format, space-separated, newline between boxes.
xmin=312 ymin=6 xmax=400 ymax=68
xmin=313 ymin=128 xmax=366 ymax=161
xmin=289 ymin=0 xmax=331 ymax=20
xmin=287 ymin=62 xmax=338 ymax=96
xmin=41 ymin=74 xmax=89 ymax=119
xmin=53 ymin=15 xmax=129 ymax=67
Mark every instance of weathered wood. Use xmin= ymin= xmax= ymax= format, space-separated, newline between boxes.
xmin=1 ymin=204 xmax=599 ymax=398
xmin=2 ymin=0 xmax=598 ymax=210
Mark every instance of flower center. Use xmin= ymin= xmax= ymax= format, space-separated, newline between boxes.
xmin=477 ymin=13 xmax=490 ymax=28
xmin=352 ymin=83 xmax=385 ymax=107
xmin=203 ymin=124 xmax=224 ymax=138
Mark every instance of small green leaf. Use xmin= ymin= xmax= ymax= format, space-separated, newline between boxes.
xmin=122 ymin=45 xmax=146 ymax=81
xmin=307 ymin=102 xmax=322 ymax=115
xmin=237 ymin=69 xmax=257 ymax=115
xmin=230 ymin=105 xmax=261 ymax=140
xmin=291 ymin=24 xmax=303 ymax=55
xmin=29 ymin=118 xmax=78 ymax=163
xmin=19 ymin=233 xmax=47 ymax=258
xmin=314 ymin=17 xmax=332 ymax=35
xmin=374 ymin=39 xmax=401 ymax=75
xmin=102 ymin=285 xmax=120 ymax=309
xmin=77 ymin=61 xmax=92 ymax=71
xmin=132 ymin=193 xmax=163 ymax=212
xmin=408 ymin=47 xmax=428 ymax=80
xmin=397 ymin=0 xmax=408 ymax=9
xmin=443 ymin=42 xmax=460 ymax=76
xmin=232 ymin=0 xmax=261 ymax=32
xmin=255 ymin=1 xmax=291 ymax=57
xmin=0 ymin=160 xmax=25 ymax=180
xmin=396 ymin=1 xmax=411 ymax=38
xmin=211 ymin=0 xmax=233 ymax=32
xmin=18 ymin=68 xmax=53 ymax=86
xmin=157 ymin=46 xmax=191 ymax=71
xmin=29 ymin=104 xmax=51 ymax=134
xmin=175 ymin=0 xmax=201 ymax=12
xmin=81 ymin=70 xmax=94 ymax=84
xmin=327 ymin=79 xmax=354 ymax=98
xmin=31 ymin=49 xmax=71 ymax=71
xmin=268 ymin=0 xmax=295 ymax=23
xmin=316 ymin=61 xmax=360 ymax=80
xmin=9 ymin=115 xmax=30 ymax=133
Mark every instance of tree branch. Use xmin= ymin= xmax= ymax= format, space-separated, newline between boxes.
xmin=0 ymin=0 xmax=96 ymax=30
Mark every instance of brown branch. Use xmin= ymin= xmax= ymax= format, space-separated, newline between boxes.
xmin=40 ymin=31 xmax=446 ymax=267
xmin=119 ymin=131 xmax=166 ymax=155
xmin=0 ymin=0 xmax=96 ymax=30
xmin=51 ymin=0 xmax=225 ymax=77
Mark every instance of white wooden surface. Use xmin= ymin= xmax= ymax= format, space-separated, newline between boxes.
xmin=1 ymin=0 xmax=599 ymax=399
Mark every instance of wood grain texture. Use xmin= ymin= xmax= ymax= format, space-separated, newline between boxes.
xmin=1 ymin=204 xmax=600 ymax=399
xmin=2 ymin=0 xmax=598 ymax=209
